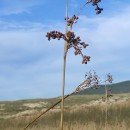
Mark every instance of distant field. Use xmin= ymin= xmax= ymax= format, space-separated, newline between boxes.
xmin=0 ymin=94 xmax=102 ymax=116
xmin=0 ymin=93 xmax=130 ymax=130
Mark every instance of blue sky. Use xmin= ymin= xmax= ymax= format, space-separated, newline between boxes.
xmin=0 ymin=0 xmax=130 ymax=100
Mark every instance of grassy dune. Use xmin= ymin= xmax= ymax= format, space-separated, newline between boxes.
xmin=0 ymin=94 xmax=130 ymax=130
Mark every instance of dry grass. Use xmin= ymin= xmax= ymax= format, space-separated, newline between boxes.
xmin=0 ymin=119 xmax=129 ymax=130
xmin=0 ymin=97 xmax=130 ymax=130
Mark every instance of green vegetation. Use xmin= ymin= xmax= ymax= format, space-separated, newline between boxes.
xmin=78 ymin=80 xmax=130 ymax=95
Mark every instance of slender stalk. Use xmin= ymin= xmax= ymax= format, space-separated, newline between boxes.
xmin=23 ymin=78 xmax=92 ymax=130
xmin=105 ymin=76 xmax=108 ymax=130
xmin=60 ymin=50 xmax=67 ymax=130
xmin=23 ymin=93 xmax=72 ymax=130
xmin=60 ymin=0 xmax=68 ymax=130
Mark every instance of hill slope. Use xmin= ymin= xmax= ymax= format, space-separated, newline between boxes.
xmin=77 ymin=80 xmax=130 ymax=95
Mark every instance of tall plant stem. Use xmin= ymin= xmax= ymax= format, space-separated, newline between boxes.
xmin=105 ymin=78 xmax=108 ymax=130
xmin=60 ymin=0 xmax=68 ymax=130
xmin=60 ymin=47 xmax=67 ymax=130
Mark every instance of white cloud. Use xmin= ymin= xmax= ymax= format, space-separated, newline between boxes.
xmin=0 ymin=0 xmax=44 ymax=15
xmin=0 ymin=21 xmax=66 ymax=100
xmin=0 ymin=21 xmax=51 ymax=31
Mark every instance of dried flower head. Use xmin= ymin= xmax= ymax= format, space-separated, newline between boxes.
xmin=46 ymin=30 xmax=90 ymax=64
xmin=95 ymin=5 xmax=103 ymax=14
xmin=65 ymin=15 xmax=78 ymax=29
xmin=83 ymin=0 xmax=103 ymax=15
xmin=82 ymin=56 xmax=90 ymax=64
xmin=74 ymin=71 xmax=100 ymax=93
xmin=106 ymin=73 xmax=113 ymax=83
xmin=92 ymin=0 xmax=101 ymax=6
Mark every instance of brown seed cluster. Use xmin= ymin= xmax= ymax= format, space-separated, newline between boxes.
xmin=107 ymin=88 xmax=113 ymax=97
xmin=106 ymin=73 xmax=113 ymax=83
xmin=87 ymin=0 xmax=103 ymax=14
xmin=92 ymin=0 xmax=101 ymax=6
xmin=46 ymin=31 xmax=65 ymax=41
xmin=75 ymin=71 xmax=100 ymax=93
xmin=86 ymin=71 xmax=100 ymax=89
xmin=95 ymin=5 xmax=103 ymax=14
xmin=46 ymin=30 xmax=90 ymax=64
xmin=65 ymin=15 xmax=78 ymax=28
xmin=82 ymin=56 xmax=90 ymax=64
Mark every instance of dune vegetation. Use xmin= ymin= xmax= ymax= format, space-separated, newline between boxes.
xmin=0 ymin=94 xmax=130 ymax=130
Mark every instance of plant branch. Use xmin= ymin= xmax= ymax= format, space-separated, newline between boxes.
xmin=23 ymin=71 xmax=100 ymax=130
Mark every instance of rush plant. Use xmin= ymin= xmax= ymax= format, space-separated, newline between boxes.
xmin=23 ymin=1 xmax=103 ymax=129
xmin=46 ymin=1 xmax=103 ymax=130
xmin=104 ymin=73 xmax=113 ymax=130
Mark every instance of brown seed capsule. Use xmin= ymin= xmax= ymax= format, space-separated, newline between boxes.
xmin=82 ymin=56 xmax=90 ymax=64
xmin=74 ymin=49 xmax=81 ymax=55
xmin=83 ymin=43 xmax=89 ymax=48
